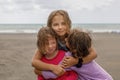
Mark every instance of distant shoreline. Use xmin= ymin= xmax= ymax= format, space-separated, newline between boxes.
xmin=0 ymin=24 xmax=120 ymax=33
xmin=0 ymin=30 xmax=120 ymax=34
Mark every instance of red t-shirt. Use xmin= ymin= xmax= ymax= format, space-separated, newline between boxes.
xmin=38 ymin=50 xmax=78 ymax=80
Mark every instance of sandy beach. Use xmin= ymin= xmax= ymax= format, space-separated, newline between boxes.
xmin=0 ymin=33 xmax=120 ymax=80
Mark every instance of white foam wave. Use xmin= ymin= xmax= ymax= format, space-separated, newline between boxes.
xmin=0 ymin=29 xmax=38 ymax=33
xmin=91 ymin=29 xmax=120 ymax=33
xmin=0 ymin=29 xmax=120 ymax=34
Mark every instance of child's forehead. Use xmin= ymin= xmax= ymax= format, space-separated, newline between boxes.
xmin=46 ymin=33 xmax=55 ymax=36
xmin=46 ymin=35 xmax=55 ymax=39
xmin=47 ymin=36 xmax=55 ymax=39
xmin=53 ymin=15 xmax=64 ymax=20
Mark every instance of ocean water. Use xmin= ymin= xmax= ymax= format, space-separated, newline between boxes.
xmin=0 ymin=24 xmax=120 ymax=33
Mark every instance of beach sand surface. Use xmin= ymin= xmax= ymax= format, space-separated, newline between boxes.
xmin=0 ymin=33 xmax=120 ymax=80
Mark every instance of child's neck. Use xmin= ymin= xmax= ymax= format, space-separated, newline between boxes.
xmin=59 ymin=36 xmax=66 ymax=44
xmin=45 ymin=50 xmax=58 ymax=59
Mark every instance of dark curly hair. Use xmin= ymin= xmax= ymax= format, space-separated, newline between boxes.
xmin=67 ymin=29 xmax=92 ymax=58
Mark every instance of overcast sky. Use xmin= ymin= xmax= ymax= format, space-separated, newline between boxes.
xmin=0 ymin=0 xmax=120 ymax=24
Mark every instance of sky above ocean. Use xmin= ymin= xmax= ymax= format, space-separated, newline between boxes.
xmin=0 ymin=0 xmax=120 ymax=24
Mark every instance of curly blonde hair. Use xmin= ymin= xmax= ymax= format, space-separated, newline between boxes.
xmin=37 ymin=27 xmax=57 ymax=55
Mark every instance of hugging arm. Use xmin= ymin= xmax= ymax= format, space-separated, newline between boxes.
xmin=62 ymin=46 xmax=97 ymax=68
xmin=31 ymin=49 xmax=53 ymax=71
xmin=34 ymin=68 xmax=59 ymax=79
xmin=82 ymin=46 xmax=97 ymax=64
xmin=31 ymin=49 xmax=65 ymax=76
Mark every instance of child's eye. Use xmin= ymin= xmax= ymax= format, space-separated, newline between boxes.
xmin=51 ymin=41 xmax=56 ymax=44
xmin=62 ymin=22 xmax=66 ymax=25
xmin=53 ymin=23 xmax=58 ymax=26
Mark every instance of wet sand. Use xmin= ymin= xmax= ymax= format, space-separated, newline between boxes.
xmin=0 ymin=33 xmax=120 ymax=80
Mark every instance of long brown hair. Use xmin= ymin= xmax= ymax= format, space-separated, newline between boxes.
xmin=37 ymin=27 xmax=57 ymax=55
xmin=67 ymin=29 xmax=92 ymax=58
xmin=47 ymin=10 xmax=71 ymax=29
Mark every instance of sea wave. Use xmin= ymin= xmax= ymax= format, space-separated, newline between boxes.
xmin=0 ymin=29 xmax=120 ymax=34
xmin=90 ymin=29 xmax=120 ymax=33
xmin=0 ymin=29 xmax=37 ymax=33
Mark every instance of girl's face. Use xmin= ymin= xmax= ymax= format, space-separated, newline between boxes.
xmin=51 ymin=14 xmax=69 ymax=37
xmin=45 ymin=37 xmax=57 ymax=56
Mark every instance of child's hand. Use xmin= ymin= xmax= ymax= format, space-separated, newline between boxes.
xmin=34 ymin=68 xmax=42 ymax=75
xmin=51 ymin=65 xmax=65 ymax=76
xmin=62 ymin=56 xmax=78 ymax=68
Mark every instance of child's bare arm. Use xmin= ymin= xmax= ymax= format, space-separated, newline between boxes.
xmin=82 ymin=46 xmax=97 ymax=64
xmin=32 ymin=49 xmax=53 ymax=70
xmin=62 ymin=46 xmax=97 ymax=68
xmin=31 ymin=49 xmax=65 ymax=76
xmin=62 ymin=56 xmax=78 ymax=68
xmin=34 ymin=68 xmax=42 ymax=75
